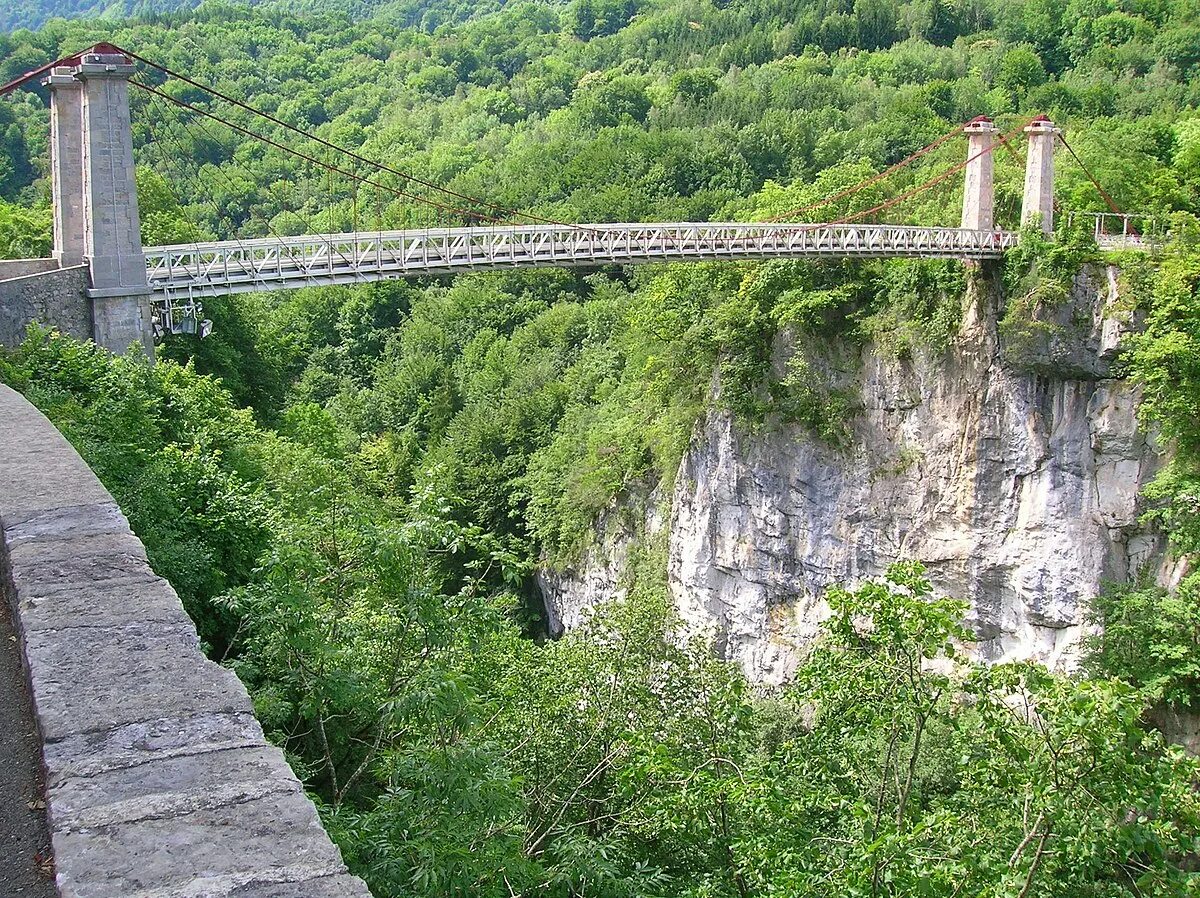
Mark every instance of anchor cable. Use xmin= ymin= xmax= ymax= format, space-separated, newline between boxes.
xmin=1057 ymin=133 xmax=1123 ymax=215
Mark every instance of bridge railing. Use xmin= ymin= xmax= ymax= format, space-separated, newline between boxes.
xmin=1066 ymin=212 xmax=1165 ymax=251
xmin=144 ymin=223 xmax=1019 ymax=300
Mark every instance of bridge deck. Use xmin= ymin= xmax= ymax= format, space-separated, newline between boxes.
xmin=145 ymin=223 xmax=1018 ymax=300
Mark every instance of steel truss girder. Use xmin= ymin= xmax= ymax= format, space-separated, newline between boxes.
xmin=144 ymin=223 xmax=1018 ymax=302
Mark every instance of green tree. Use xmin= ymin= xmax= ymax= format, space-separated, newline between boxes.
xmin=668 ymin=68 xmax=720 ymax=104
xmin=0 ymin=330 xmax=269 ymax=651
xmin=0 ymin=103 xmax=35 ymax=199
xmin=0 ymin=198 xmax=50 ymax=259
xmin=573 ymin=73 xmax=652 ymax=127
xmin=996 ymin=45 xmax=1049 ymax=101
xmin=854 ymin=0 xmax=899 ymax=50
xmin=1087 ymin=575 xmax=1200 ymax=709
xmin=1126 ymin=251 xmax=1200 ymax=553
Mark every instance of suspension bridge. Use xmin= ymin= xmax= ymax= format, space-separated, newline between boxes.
xmin=0 ymin=45 xmax=1145 ymax=358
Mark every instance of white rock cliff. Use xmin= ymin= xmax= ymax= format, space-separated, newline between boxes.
xmin=539 ymin=266 xmax=1176 ymax=684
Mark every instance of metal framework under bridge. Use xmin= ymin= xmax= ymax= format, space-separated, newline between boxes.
xmin=145 ymin=222 xmax=1019 ymax=303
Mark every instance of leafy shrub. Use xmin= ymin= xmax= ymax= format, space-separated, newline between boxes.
xmin=1086 ymin=576 xmax=1200 ymax=709
xmin=0 ymin=328 xmax=268 ymax=651
xmin=0 ymin=199 xmax=50 ymax=259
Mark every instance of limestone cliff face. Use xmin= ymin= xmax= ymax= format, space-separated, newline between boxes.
xmin=539 ymin=265 xmax=1177 ymax=684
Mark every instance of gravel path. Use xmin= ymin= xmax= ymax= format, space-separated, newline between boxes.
xmin=0 ymin=584 xmax=56 ymax=897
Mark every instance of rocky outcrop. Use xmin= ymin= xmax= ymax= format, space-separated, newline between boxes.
xmin=1149 ymin=707 xmax=1200 ymax=757
xmin=540 ymin=265 xmax=1176 ymax=684
xmin=536 ymin=499 xmax=666 ymax=637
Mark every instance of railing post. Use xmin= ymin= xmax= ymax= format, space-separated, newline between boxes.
xmin=73 ymin=48 xmax=154 ymax=357
xmin=961 ymin=116 xmax=999 ymax=231
xmin=1021 ymin=115 xmax=1060 ymax=235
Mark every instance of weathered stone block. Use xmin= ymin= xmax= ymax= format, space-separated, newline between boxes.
xmin=6 ymin=542 xmax=157 ymax=594
xmin=42 ymin=711 xmax=269 ymax=784
xmin=0 ymin=389 xmax=111 ymax=522
xmin=15 ymin=576 xmax=194 ymax=634
xmin=230 ymin=873 xmax=376 ymax=897
xmin=9 ymin=529 xmax=148 ymax=564
xmin=51 ymin=792 xmax=349 ymax=898
xmin=0 ymin=258 xmax=60 ymax=279
xmin=48 ymin=745 xmax=302 ymax=829
xmin=3 ymin=501 xmax=130 ymax=549
xmin=22 ymin=622 xmax=242 ymax=740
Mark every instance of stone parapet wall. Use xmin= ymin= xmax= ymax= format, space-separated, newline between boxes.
xmin=0 ymin=258 xmax=61 ymax=280
xmin=0 ymin=266 xmax=92 ymax=349
xmin=0 ymin=384 xmax=372 ymax=898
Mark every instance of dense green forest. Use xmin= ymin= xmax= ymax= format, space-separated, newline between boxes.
xmin=3 ymin=0 xmax=1200 ymax=893
xmin=1 ymin=1 xmax=187 ymax=35
xmin=0 ymin=0 xmax=501 ymax=36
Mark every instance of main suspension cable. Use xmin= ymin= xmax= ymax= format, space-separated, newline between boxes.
xmin=766 ymin=123 xmax=966 ymax=223
xmin=823 ymin=117 xmax=1036 ymax=227
xmin=717 ymin=119 xmax=1034 ymax=253
xmin=112 ymin=43 xmax=599 ymax=233
xmin=155 ymin=85 xmax=359 ymax=277
xmin=132 ymin=80 xmax=493 ymax=223
xmin=716 ymin=119 xmax=1028 ymax=254
xmin=141 ymin=90 xmax=225 ymax=241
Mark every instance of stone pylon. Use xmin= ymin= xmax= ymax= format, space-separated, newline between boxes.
xmin=961 ymin=116 xmax=999 ymax=231
xmin=44 ymin=67 xmax=86 ymax=269
xmin=1022 ymin=116 xmax=1060 ymax=235
xmin=56 ymin=49 xmax=154 ymax=357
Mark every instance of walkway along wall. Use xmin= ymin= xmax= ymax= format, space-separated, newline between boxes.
xmin=0 ymin=384 xmax=371 ymax=898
